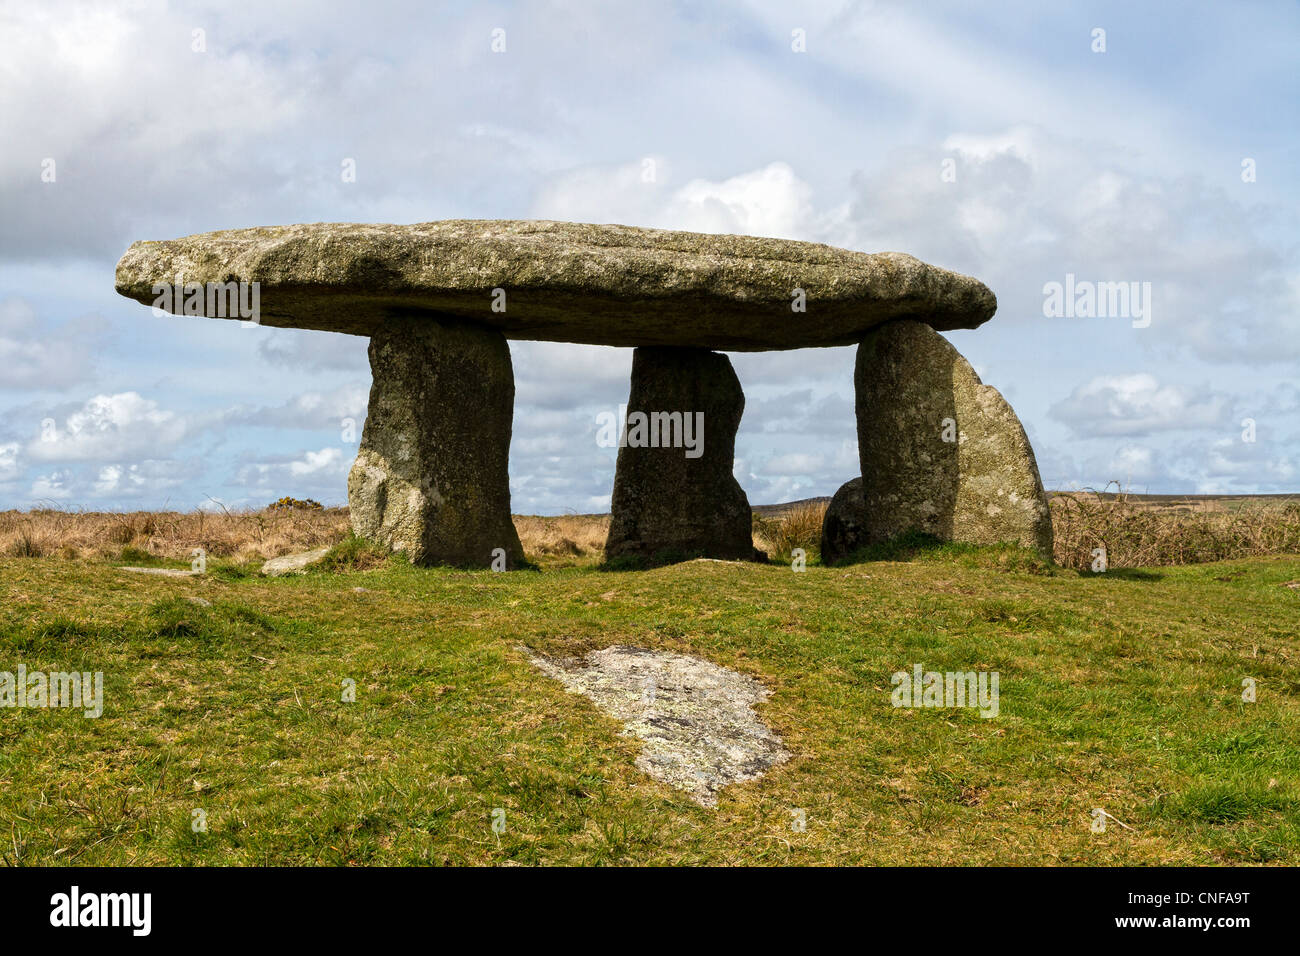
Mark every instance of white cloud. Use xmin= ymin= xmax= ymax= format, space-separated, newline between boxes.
xmin=530 ymin=158 xmax=674 ymax=228
xmin=258 ymin=329 xmax=369 ymax=372
xmin=92 ymin=465 xmax=123 ymax=495
xmin=90 ymin=460 xmax=193 ymax=498
xmin=1049 ymin=374 xmax=1235 ymax=437
xmin=1200 ymin=437 xmax=1298 ymax=486
xmin=29 ymin=471 xmax=74 ymax=501
xmin=943 ymin=127 xmax=1038 ymax=168
xmin=743 ymin=473 xmax=826 ymax=506
xmin=0 ymin=2 xmax=1295 ymax=509
xmin=0 ymin=298 xmax=106 ymax=390
xmin=839 ymin=129 xmax=1300 ymax=364
xmin=232 ymin=446 xmax=351 ymax=497
xmin=512 ymin=342 xmax=632 ymax=411
xmin=290 ymin=447 xmax=346 ymax=476
xmin=756 ymin=452 xmax=825 ymax=476
xmin=0 ymin=442 xmax=19 ymax=480
xmin=664 ymin=163 xmax=817 ymax=239
xmin=26 ymin=392 xmax=191 ymax=462
xmin=231 ymin=384 xmax=370 ymax=431
xmin=1108 ymin=444 xmax=1157 ymax=483
xmin=533 ymin=159 xmax=823 ymax=241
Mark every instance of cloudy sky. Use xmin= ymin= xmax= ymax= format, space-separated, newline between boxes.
xmin=2 ymin=0 xmax=1296 ymax=513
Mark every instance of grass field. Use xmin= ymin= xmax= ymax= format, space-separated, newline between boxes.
xmin=1 ymin=531 xmax=1297 ymax=865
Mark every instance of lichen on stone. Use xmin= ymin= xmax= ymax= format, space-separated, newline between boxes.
xmin=114 ymin=219 xmax=997 ymax=350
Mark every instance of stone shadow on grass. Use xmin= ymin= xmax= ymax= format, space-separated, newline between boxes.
xmin=600 ymin=547 xmax=769 ymax=572
xmin=831 ymin=530 xmax=1057 ymax=574
xmin=1075 ymin=566 xmax=1164 ymax=582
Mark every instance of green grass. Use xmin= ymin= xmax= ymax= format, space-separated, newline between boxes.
xmin=0 ymin=546 xmax=1297 ymax=865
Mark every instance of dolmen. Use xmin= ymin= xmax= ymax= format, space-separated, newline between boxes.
xmin=115 ymin=219 xmax=1052 ymax=567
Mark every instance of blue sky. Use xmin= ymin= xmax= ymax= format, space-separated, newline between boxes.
xmin=1 ymin=0 xmax=1297 ymax=513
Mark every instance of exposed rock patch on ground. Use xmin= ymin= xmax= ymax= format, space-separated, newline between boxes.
xmin=118 ymin=566 xmax=201 ymax=577
xmin=261 ymin=546 xmax=332 ymax=576
xmin=525 ymin=645 xmax=789 ymax=807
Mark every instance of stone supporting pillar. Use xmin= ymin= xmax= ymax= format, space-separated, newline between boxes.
xmin=605 ymin=347 xmax=755 ymax=562
xmin=841 ymin=319 xmax=1053 ymax=557
xmin=348 ymin=316 xmax=524 ymax=568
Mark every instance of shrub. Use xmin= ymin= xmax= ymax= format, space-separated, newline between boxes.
xmin=752 ymin=500 xmax=827 ymax=562
xmin=267 ymin=497 xmax=324 ymax=511
xmin=314 ymin=533 xmax=391 ymax=572
xmin=5 ymin=526 xmax=49 ymax=558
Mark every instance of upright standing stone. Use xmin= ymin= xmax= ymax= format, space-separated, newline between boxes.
xmin=605 ymin=347 xmax=755 ymax=562
xmin=852 ymin=320 xmax=1053 ymax=553
xmin=348 ymin=316 xmax=524 ymax=568
xmin=819 ymin=477 xmax=867 ymax=565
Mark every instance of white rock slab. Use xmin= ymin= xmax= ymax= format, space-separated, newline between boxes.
xmin=261 ymin=547 xmax=332 ymax=576
xmin=119 ymin=566 xmax=201 ymax=577
xmin=527 ymin=645 xmax=789 ymax=807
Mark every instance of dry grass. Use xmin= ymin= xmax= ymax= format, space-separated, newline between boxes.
xmin=1050 ymin=485 xmax=1300 ymax=571
xmin=3 ymin=485 xmax=1299 ymax=570
xmin=0 ymin=506 xmax=349 ymax=563
xmin=752 ymin=500 xmax=828 ymax=561
xmin=0 ymin=507 xmax=613 ymax=568
xmin=512 ymin=513 xmax=610 ymax=566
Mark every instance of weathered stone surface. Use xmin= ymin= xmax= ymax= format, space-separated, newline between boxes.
xmin=348 ymin=316 xmax=524 ymax=568
xmin=118 ymin=566 xmax=200 ymax=577
xmin=114 ymin=220 xmax=997 ymax=350
xmin=261 ymin=547 xmax=331 ymax=576
xmin=854 ymin=320 xmax=1053 ymax=553
xmin=525 ymin=645 xmax=790 ymax=807
xmin=820 ymin=477 xmax=868 ymax=565
xmin=605 ymin=347 xmax=754 ymax=562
